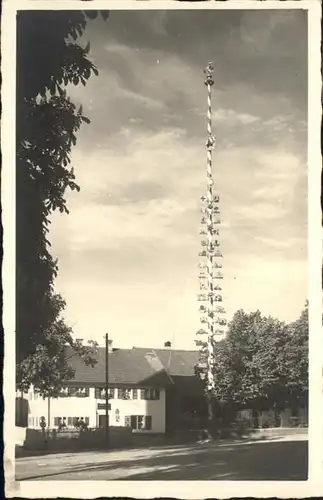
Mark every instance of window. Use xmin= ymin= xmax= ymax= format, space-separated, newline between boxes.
xmin=132 ymin=389 xmax=138 ymax=399
xmin=59 ymin=387 xmax=69 ymax=398
xmin=146 ymin=416 xmax=152 ymax=431
xmin=68 ymin=417 xmax=88 ymax=426
xmin=68 ymin=387 xmax=89 ymax=397
xmin=140 ymin=388 xmax=160 ymax=400
xmin=95 ymin=387 xmax=104 ymax=399
xmin=33 ymin=389 xmax=40 ymax=400
xmin=118 ymin=388 xmax=131 ymax=400
xmin=95 ymin=387 xmax=114 ymax=399
xmin=54 ymin=417 xmax=68 ymax=427
xmin=140 ymin=389 xmax=147 ymax=400
xmin=115 ymin=409 xmax=120 ymax=423
xmin=125 ymin=415 xmax=153 ymax=431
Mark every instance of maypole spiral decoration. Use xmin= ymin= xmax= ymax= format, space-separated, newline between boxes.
xmin=196 ymin=62 xmax=226 ymax=394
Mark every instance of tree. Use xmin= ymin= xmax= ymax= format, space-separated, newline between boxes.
xmin=284 ymin=303 xmax=308 ymax=411
xmin=195 ymin=307 xmax=308 ymax=424
xmin=16 ymin=10 xmax=108 ymax=390
xmin=17 ymin=293 xmax=98 ymax=398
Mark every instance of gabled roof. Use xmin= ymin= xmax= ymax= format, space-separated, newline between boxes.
xmin=66 ymin=347 xmax=172 ymax=387
xmin=66 ymin=346 xmax=211 ymax=388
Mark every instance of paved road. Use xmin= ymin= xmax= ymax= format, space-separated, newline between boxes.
xmin=15 ymin=434 xmax=308 ymax=481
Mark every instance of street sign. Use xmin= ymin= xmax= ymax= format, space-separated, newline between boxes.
xmin=97 ymin=403 xmax=111 ymax=410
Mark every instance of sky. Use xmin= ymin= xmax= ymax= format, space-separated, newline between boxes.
xmin=49 ymin=9 xmax=308 ymax=350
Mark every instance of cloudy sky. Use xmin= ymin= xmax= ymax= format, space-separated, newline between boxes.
xmin=49 ymin=8 xmax=308 ymax=349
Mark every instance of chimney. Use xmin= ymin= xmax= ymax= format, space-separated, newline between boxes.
xmin=164 ymin=341 xmax=172 ymax=348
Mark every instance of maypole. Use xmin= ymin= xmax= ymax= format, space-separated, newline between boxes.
xmin=196 ymin=62 xmax=226 ymax=428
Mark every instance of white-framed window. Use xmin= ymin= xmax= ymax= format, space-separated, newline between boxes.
xmin=54 ymin=416 xmax=68 ymax=427
xmin=125 ymin=415 xmax=152 ymax=431
xmin=59 ymin=387 xmax=69 ymax=398
xmin=67 ymin=387 xmax=89 ymax=397
xmin=66 ymin=416 xmax=90 ymax=427
xmin=140 ymin=388 xmax=160 ymax=400
xmin=118 ymin=388 xmax=131 ymax=400
xmin=95 ymin=387 xmax=114 ymax=399
xmin=32 ymin=389 xmax=40 ymax=400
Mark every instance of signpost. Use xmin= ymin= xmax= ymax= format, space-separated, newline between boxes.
xmin=105 ymin=332 xmax=109 ymax=445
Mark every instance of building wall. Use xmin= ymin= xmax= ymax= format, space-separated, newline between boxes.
xmin=103 ymin=391 xmax=166 ymax=433
xmin=20 ymin=386 xmax=166 ymax=434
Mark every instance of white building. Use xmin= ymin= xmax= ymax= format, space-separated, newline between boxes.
xmin=17 ymin=346 xmax=204 ymax=434
xmin=25 ymin=385 xmax=166 ymax=433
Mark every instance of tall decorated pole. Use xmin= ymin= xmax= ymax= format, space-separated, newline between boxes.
xmin=196 ymin=62 xmax=226 ymax=427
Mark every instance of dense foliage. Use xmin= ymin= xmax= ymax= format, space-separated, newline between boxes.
xmin=16 ymin=11 xmax=109 ymax=396
xmin=196 ymin=305 xmax=308 ymax=416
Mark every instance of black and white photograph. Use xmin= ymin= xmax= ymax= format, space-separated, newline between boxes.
xmin=1 ymin=0 xmax=322 ymax=496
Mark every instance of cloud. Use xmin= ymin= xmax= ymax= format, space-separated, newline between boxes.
xmin=48 ymin=10 xmax=307 ymax=348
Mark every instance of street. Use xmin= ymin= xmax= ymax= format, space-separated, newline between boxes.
xmin=15 ymin=433 xmax=308 ymax=481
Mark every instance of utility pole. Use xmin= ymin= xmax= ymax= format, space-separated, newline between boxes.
xmin=196 ymin=62 xmax=227 ymax=429
xmin=105 ymin=332 xmax=109 ymax=445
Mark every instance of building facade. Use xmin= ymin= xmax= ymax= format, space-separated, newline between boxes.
xmin=17 ymin=346 xmax=202 ymax=434
xmin=24 ymin=385 xmax=166 ymax=433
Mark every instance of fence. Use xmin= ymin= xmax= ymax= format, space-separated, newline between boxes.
xmin=21 ymin=426 xmax=133 ymax=452
xmin=233 ymin=415 xmax=308 ymax=430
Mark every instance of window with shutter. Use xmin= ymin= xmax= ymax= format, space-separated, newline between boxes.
xmin=54 ymin=417 xmax=60 ymax=426
xmin=145 ymin=416 xmax=152 ymax=430
xmin=130 ymin=415 xmax=137 ymax=429
xmin=67 ymin=417 xmax=73 ymax=426
xmin=76 ymin=387 xmax=89 ymax=397
xmin=140 ymin=388 xmax=149 ymax=400
xmin=138 ymin=416 xmax=144 ymax=429
xmin=118 ymin=388 xmax=131 ymax=399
